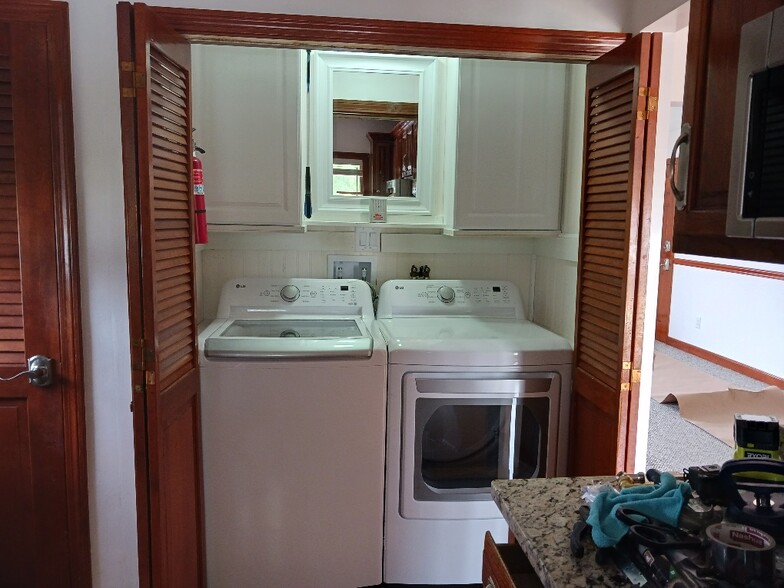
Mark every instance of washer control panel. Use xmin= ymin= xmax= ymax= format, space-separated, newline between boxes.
xmin=376 ymin=279 xmax=524 ymax=319
xmin=216 ymin=278 xmax=374 ymax=320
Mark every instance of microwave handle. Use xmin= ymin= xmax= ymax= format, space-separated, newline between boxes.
xmin=669 ymin=123 xmax=691 ymax=211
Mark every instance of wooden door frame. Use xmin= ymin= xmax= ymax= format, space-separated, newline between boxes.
xmin=117 ymin=3 xmax=628 ymax=583
xmin=3 ymin=1 xmax=91 ymax=584
xmin=655 ymin=159 xmax=677 ymax=341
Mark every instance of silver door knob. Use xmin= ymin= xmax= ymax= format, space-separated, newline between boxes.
xmin=0 ymin=355 xmax=54 ymax=387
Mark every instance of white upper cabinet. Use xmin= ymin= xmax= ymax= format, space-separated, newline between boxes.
xmin=191 ymin=45 xmax=303 ymax=228
xmin=190 ymin=46 xmax=580 ymax=233
xmin=449 ymin=59 xmax=571 ymax=232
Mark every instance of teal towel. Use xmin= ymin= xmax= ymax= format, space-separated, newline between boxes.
xmin=586 ymin=472 xmax=692 ymax=548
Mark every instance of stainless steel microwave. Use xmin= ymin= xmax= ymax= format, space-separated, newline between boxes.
xmin=728 ymin=6 xmax=784 ymax=240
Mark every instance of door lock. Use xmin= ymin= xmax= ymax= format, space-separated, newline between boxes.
xmin=0 ymin=355 xmax=54 ymax=387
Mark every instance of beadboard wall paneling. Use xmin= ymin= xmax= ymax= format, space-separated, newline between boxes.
xmin=532 ymin=255 xmax=578 ymax=345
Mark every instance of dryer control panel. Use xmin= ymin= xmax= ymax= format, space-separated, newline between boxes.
xmin=376 ymin=279 xmax=524 ymax=319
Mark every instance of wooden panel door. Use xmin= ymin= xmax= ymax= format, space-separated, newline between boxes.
xmin=118 ymin=3 xmax=205 ymax=586
xmin=674 ymin=0 xmax=784 ymax=263
xmin=569 ymin=33 xmax=661 ymax=476
xmin=0 ymin=2 xmax=89 ymax=586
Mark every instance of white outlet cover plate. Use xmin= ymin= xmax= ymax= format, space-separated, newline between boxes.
xmin=327 ymin=254 xmax=378 ymax=281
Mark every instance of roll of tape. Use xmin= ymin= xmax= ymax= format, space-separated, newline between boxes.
xmin=706 ymin=522 xmax=776 ymax=583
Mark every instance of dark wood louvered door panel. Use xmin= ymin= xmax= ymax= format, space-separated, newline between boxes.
xmin=131 ymin=5 xmax=204 ymax=587
xmin=569 ymin=33 xmax=660 ymax=476
xmin=0 ymin=6 xmax=89 ymax=586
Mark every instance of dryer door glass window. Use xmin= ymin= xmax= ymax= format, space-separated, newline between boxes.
xmin=413 ymin=396 xmax=550 ymax=501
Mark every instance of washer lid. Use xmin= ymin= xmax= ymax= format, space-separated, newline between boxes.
xmin=377 ymin=317 xmax=572 ymax=366
xmin=204 ymin=317 xmax=374 ymax=359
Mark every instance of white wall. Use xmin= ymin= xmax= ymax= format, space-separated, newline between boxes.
xmin=334 ymin=118 xmax=396 ymax=153
xmin=669 ymin=255 xmax=784 ymax=379
xmin=66 ymin=1 xmax=692 ymax=585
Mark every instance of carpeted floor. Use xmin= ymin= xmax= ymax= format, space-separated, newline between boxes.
xmin=645 ymin=342 xmax=768 ymax=473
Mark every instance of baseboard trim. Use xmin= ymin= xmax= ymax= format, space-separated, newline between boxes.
xmin=665 ymin=337 xmax=784 ymax=388
xmin=674 ymin=257 xmax=784 ymax=281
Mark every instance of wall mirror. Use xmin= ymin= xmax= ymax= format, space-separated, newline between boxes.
xmin=331 ymin=70 xmax=418 ymax=198
xmin=309 ymin=51 xmax=454 ymax=221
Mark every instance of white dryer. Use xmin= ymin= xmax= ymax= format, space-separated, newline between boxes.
xmin=198 ymin=278 xmax=386 ymax=588
xmin=377 ymin=279 xmax=572 ymax=585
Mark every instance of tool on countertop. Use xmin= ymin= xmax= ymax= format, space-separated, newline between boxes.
xmin=720 ymin=458 xmax=784 ymax=542
xmin=615 ymin=507 xmax=703 ymax=552
xmin=734 ymin=414 xmax=782 ymax=461
xmin=705 ymin=521 xmax=776 ymax=584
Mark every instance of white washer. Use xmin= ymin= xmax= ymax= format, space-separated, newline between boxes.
xmin=377 ymin=279 xmax=572 ymax=585
xmin=198 ymin=278 xmax=386 ymax=588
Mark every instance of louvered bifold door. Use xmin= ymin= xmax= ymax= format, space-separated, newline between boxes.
xmin=132 ymin=5 xmax=205 ymax=587
xmin=0 ymin=44 xmax=23 ymax=368
xmin=146 ymin=44 xmax=195 ymax=389
xmin=569 ymin=33 xmax=660 ymax=476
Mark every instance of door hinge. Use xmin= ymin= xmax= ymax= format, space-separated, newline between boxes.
xmin=631 ymin=369 xmax=642 ymax=383
xmin=145 ymin=370 xmax=155 ymax=386
xmin=622 ymin=361 xmax=632 ymax=370
xmin=120 ymin=61 xmax=146 ymax=98
xmin=637 ymin=87 xmax=658 ymax=120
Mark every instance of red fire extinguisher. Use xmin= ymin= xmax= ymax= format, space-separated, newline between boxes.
xmin=193 ymin=143 xmax=208 ymax=244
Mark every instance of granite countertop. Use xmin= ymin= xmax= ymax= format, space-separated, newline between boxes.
xmin=491 ymin=477 xmax=630 ymax=588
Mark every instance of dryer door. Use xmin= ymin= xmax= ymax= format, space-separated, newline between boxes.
xmin=399 ymin=372 xmax=561 ymax=520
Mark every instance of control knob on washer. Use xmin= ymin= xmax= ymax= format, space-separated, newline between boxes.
xmin=437 ymin=285 xmax=455 ymax=304
xmin=280 ymin=284 xmax=300 ymax=302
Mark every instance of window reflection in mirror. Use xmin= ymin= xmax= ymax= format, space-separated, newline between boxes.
xmin=331 ymin=70 xmax=419 ymax=197
xmin=332 ymin=152 xmax=369 ymax=195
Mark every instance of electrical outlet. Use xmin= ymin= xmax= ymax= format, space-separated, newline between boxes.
xmin=327 ymin=255 xmax=376 ymax=283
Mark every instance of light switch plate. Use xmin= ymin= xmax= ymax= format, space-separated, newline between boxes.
xmin=355 ymin=226 xmax=381 ymax=252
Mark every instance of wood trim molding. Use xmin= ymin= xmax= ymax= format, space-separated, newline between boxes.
xmin=333 ymin=99 xmax=418 ymax=120
xmin=674 ymin=257 xmax=784 ymax=281
xmin=151 ymin=6 xmax=628 ymax=61
xmin=665 ymin=337 xmax=784 ymax=388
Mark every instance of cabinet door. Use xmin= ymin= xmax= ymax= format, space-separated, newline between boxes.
xmin=675 ymin=0 xmax=784 ymax=262
xmin=191 ymin=45 xmax=301 ymax=227
xmin=453 ymin=60 xmax=567 ymax=231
